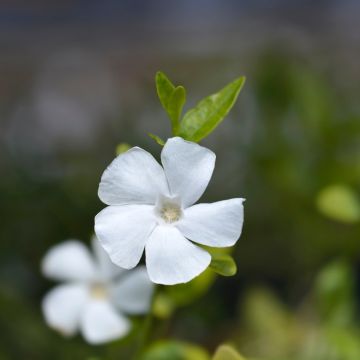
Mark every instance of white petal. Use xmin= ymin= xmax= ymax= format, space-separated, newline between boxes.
xmin=145 ymin=226 xmax=211 ymax=285
xmin=177 ymin=198 xmax=245 ymax=247
xmin=80 ymin=299 xmax=130 ymax=344
xmin=98 ymin=147 xmax=169 ymax=206
xmin=111 ymin=266 xmax=154 ymax=314
xmin=95 ymin=205 xmax=156 ymax=269
xmin=41 ymin=240 xmax=97 ymax=282
xmin=91 ymin=235 xmax=125 ymax=281
xmin=161 ymin=137 xmax=216 ymax=208
xmin=42 ymin=284 xmax=89 ymax=336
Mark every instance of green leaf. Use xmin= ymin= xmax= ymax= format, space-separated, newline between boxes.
xmin=156 ymin=71 xmax=175 ymax=108
xmin=166 ymin=267 xmax=216 ymax=306
xmin=179 ymin=76 xmax=245 ymax=142
xmin=324 ymin=326 xmax=360 ymax=360
xmin=316 ymin=184 xmax=360 ymax=223
xmin=209 ymin=252 xmax=237 ymax=276
xmin=167 ymin=86 xmax=186 ymax=131
xmin=156 ymin=71 xmax=186 ymax=134
xmin=212 ymin=345 xmax=246 ymax=360
xmin=115 ymin=143 xmax=131 ymax=155
xmin=314 ymin=259 xmax=356 ymax=326
xmin=148 ymin=133 xmax=165 ymax=146
xmin=241 ymin=287 xmax=293 ymax=357
xmin=142 ymin=340 xmax=210 ymax=360
xmin=152 ymin=291 xmax=175 ymax=319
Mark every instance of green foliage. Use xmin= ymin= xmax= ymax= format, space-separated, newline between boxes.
xmin=324 ymin=326 xmax=360 ymax=360
xmin=178 ymin=77 xmax=245 ymax=142
xmin=209 ymin=252 xmax=237 ymax=277
xmin=241 ymin=287 xmax=295 ymax=358
xmin=212 ymin=345 xmax=246 ymax=360
xmin=156 ymin=71 xmax=186 ymax=134
xmin=155 ymin=71 xmax=245 ymax=142
xmin=148 ymin=133 xmax=165 ymax=146
xmin=141 ymin=340 xmax=209 ymax=360
xmin=115 ymin=143 xmax=131 ymax=155
xmin=314 ymin=259 xmax=356 ymax=326
xmin=152 ymin=292 xmax=176 ymax=319
xmin=316 ymin=185 xmax=360 ymax=223
xmin=166 ymin=268 xmax=216 ymax=307
xmin=5 ymin=51 xmax=360 ymax=359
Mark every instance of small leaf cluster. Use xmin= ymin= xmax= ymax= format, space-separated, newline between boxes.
xmin=152 ymin=71 xmax=245 ymax=144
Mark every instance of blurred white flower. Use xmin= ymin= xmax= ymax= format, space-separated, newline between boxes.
xmin=42 ymin=238 xmax=153 ymax=344
xmin=95 ymin=137 xmax=244 ymax=285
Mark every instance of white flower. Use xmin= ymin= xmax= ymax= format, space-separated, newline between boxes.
xmin=41 ymin=238 xmax=153 ymax=344
xmin=95 ymin=137 xmax=245 ymax=285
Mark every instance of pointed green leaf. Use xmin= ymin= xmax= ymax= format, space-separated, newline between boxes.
xmin=179 ymin=77 xmax=245 ymax=142
xmin=156 ymin=71 xmax=186 ymax=134
xmin=167 ymin=86 xmax=186 ymax=133
xmin=213 ymin=345 xmax=246 ymax=360
xmin=209 ymin=252 xmax=237 ymax=276
xmin=156 ymin=71 xmax=175 ymax=108
xmin=148 ymin=133 xmax=165 ymax=146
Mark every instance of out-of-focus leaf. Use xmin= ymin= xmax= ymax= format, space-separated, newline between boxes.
xmin=316 ymin=185 xmax=360 ymax=223
xmin=153 ymin=291 xmax=175 ymax=319
xmin=148 ymin=133 xmax=165 ymax=146
xmin=156 ymin=71 xmax=186 ymax=134
xmin=324 ymin=326 xmax=360 ymax=360
xmin=166 ymin=268 xmax=216 ymax=306
xmin=314 ymin=259 xmax=356 ymax=326
xmin=178 ymin=77 xmax=245 ymax=142
xmin=241 ymin=287 xmax=294 ymax=358
xmin=141 ymin=340 xmax=210 ymax=360
xmin=291 ymin=68 xmax=333 ymax=130
xmin=209 ymin=252 xmax=237 ymax=276
xmin=212 ymin=345 xmax=246 ymax=360
xmin=115 ymin=142 xmax=131 ymax=155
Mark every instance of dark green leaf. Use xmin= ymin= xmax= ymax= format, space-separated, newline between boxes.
xmin=179 ymin=76 xmax=245 ymax=142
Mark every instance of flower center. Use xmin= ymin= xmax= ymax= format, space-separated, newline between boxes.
xmin=160 ymin=203 xmax=182 ymax=223
xmin=155 ymin=195 xmax=183 ymax=224
xmin=90 ymin=283 xmax=108 ymax=299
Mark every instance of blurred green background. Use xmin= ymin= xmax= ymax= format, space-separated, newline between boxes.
xmin=1 ymin=1 xmax=360 ymax=359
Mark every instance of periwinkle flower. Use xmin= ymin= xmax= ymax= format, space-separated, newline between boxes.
xmin=95 ymin=137 xmax=244 ymax=285
xmin=42 ymin=238 xmax=153 ymax=344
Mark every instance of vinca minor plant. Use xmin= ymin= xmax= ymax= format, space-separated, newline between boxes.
xmin=42 ymin=71 xmax=247 ymax=360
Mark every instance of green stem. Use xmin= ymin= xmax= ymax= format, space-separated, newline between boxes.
xmin=132 ymin=285 xmax=159 ymax=360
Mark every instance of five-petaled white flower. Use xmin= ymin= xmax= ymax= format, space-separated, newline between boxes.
xmin=41 ymin=238 xmax=153 ymax=344
xmin=95 ymin=137 xmax=245 ymax=285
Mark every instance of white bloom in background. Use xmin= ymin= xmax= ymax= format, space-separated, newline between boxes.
xmin=95 ymin=137 xmax=244 ymax=285
xmin=41 ymin=238 xmax=153 ymax=344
